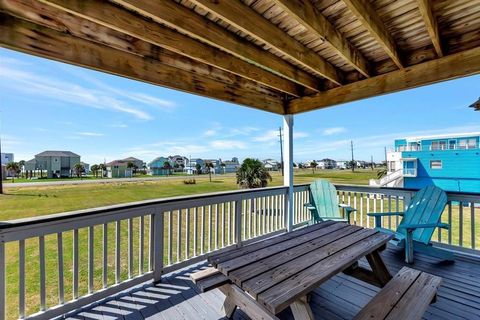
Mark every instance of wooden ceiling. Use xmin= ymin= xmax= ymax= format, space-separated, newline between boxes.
xmin=1 ymin=0 xmax=479 ymax=115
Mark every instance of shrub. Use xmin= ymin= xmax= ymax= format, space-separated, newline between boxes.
xmin=183 ymin=178 xmax=196 ymax=185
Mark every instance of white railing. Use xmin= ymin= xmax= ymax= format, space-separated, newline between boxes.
xmin=1 ymin=184 xmax=479 ymax=320
xmin=0 ymin=186 xmax=288 ymax=320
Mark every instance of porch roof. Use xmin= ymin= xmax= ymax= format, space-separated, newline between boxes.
xmin=1 ymin=0 xmax=479 ymax=115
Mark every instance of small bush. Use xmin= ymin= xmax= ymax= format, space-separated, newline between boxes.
xmin=183 ymin=178 xmax=196 ymax=185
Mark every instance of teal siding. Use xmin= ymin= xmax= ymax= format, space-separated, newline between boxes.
xmin=402 ymin=149 xmax=480 ymax=192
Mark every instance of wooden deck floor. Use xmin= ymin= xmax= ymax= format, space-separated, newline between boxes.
xmin=64 ymin=246 xmax=480 ymax=320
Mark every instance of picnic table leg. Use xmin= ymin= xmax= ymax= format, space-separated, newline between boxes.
xmin=290 ymin=296 xmax=314 ymax=320
xmin=366 ymin=250 xmax=392 ymax=286
xmin=219 ymin=285 xmax=237 ymax=318
xmin=219 ymin=284 xmax=279 ymax=320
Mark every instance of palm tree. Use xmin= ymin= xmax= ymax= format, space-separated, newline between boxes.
xmin=377 ymin=167 xmax=388 ymax=179
xmin=73 ymin=163 xmax=84 ymax=179
xmin=310 ymin=160 xmax=318 ymax=174
xmin=90 ymin=164 xmax=99 ymax=178
xmin=195 ymin=163 xmax=202 ymax=175
xmin=204 ymin=162 xmax=214 ymax=182
xmin=18 ymin=160 xmax=25 ymax=178
xmin=236 ymin=158 xmax=272 ymax=189
xmin=99 ymin=163 xmax=106 ymax=178
xmin=127 ymin=161 xmax=135 ymax=175
xmin=6 ymin=162 xmax=20 ymax=183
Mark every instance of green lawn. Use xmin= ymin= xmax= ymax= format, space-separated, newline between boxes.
xmin=3 ymin=168 xmax=477 ymax=319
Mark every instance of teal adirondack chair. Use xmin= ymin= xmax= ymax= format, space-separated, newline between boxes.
xmin=368 ymin=185 xmax=454 ymax=264
xmin=304 ymin=180 xmax=356 ymax=224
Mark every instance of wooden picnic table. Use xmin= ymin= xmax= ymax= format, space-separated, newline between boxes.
xmin=207 ymin=221 xmax=394 ymax=319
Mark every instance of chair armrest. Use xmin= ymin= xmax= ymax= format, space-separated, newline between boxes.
xmin=338 ymin=204 xmax=357 ymax=211
xmin=367 ymin=212 xmax=404 ymax=217
xmin=304 ymin=203 xmax=316 ymax=211
xmin=399 ymin=223 xmax=449 ymax=230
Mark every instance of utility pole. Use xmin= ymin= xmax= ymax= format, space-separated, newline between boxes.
xmin=278 ymin=126 xmax=284 ymax=176
xmin=384 ymin=146 xmax=388 ymax=168
xmin=350 ymin=140 xmax=355 ymax=172
xmin=371 ymin=155 xmax=374 ymax=170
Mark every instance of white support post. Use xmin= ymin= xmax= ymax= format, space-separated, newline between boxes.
xmin=283 ymin=115 xmax=294 ymax=232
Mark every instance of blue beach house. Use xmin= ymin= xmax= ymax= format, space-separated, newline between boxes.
xmin=373 ymin=133 xmax=480 ymax=192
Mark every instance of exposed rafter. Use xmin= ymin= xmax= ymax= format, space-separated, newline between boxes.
xmin=287 ymin=47 xmax=480 ymax=113
xmin=0 ymin=13 xmax=285 ymax=114
xmin=417 ymin=0 xmax=443 ymax=57
xmin=187 ymin=0 xmax=342 ymax=85
xmin=112 ymin=0 xmax=322 ymax=92
xmin=33 ymin=0 xmax=302 ymax=97
xmin=343 ymin=0 xmax=403 ymax=69
xmin=273 ymin=0 xmax=370 ymax=78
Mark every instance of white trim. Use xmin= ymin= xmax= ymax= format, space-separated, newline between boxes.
xmin=404 ymin=132 xmax=480 ymax=142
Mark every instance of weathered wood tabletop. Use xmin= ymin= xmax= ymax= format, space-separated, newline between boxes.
xmin=208 ymin=221 xmax=393 ymax=319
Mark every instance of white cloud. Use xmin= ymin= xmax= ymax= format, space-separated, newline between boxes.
xmin=1 ymin=135 xmax=22 ymax=147
xmin=77 ymin=132 xmax=105 ymax=137
xmin=322 ymin=127 xmax=346 ymax=136
xmin=210 ymin=140 xmax=247 ymax=150
xmin=204 ymin=129 xmax=217 ymax=137
xmin=294 ymin=131 xmax=309 ymax=139
xmin=0 ymin=64 xmax=168 ymax=120
xmin=253 ymin=130 xmax=278 ymax=142
xmin=111 ymin=123 xmax=128 ymax=128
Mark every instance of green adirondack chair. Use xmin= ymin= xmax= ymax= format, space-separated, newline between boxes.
xmin=368 ymin=185 xmax=454 ymax=264
xmin=304 ymin=180 xmax=356 ymax=224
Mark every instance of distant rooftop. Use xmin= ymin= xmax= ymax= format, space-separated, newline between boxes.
xmin=402 ymin=132 xmax=480 ymax=142
xmin=36 ymin=151 xmax=80 ymax=157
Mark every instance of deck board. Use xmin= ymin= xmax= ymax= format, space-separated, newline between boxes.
xmin=64 ymin=245 xmax=480 ymax=319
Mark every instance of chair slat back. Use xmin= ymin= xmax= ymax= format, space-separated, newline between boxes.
xmin=398 ymin=185 xmax=447 ymax=244
xmin=309 ymin=180 xmax=340 ymax=220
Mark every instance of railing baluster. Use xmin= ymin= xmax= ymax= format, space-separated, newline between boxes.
xmin=149 ymin=215 xmax=154 ymax=271
xmin=208 ymin=205 xmax=212 ymax=252
xmin=387 ymin=195 xmax=392 ymax=229
xmin=152 ymin=212 xmax=164 ymax=282
xmin=366 ymin=193 xmax=370 ymax=228
xmin=193 ymin=207 xmax=198 ymax=256
xmin=168 ymin=211 xmax=173 ymax=265
xmin=471 ymin=203 xmax=475 ymax=249
xmin=89 ymin=225 xmax=94 ymax=293
xmin=103 ymin=223 xmax=108 ymax=288
xmin=128 ymin=219 xmax=133 ymax=278
xmin=227 ymin=203 xmax=231 ymax=245
xmin=395 ymin=196 xmax=400 ymax=228
xmin=177 ymin=210 xmax=182 ymax=262
xmin=359 ymin=193 xmax=364 ymax=227
xmin=201 ymin=206 xmax=205 ymax=254
xmin=221 ymin=203 xmax=225 ymax=247
xmin=235 ymin=199 xmax=242 ymax=244
xmin=248 ymin=199 xmax=252 ymax=239
xmin=253 ymin=198 xmax=257 ymax=237
xmin=115 ymin=221 xmax=121 ymax=284
xmin=19 ymin=239 xmax=25 ymax=317
xmin=39 ymin=236 xmax=46 ymax=311
xmin=262 ymin=197 xmax=266 ymax=235
xmin=186 ymin=208 xmax=190 ymax=258
xmin=139 ymin=216 xmax=144 ymax=274
xmin=215 ymin=204 xmax=219 ymax=250
xmin=73 ymin=228 xmax=79 ymax=298
xmin=459 ymin=204 xmax=464 ymax=247
xmin=448 ymin=202 xmax=452 ymax=245
xmin=57 ymin=232 xmax=65 ymax=307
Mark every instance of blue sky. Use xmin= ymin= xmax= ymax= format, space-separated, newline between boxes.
xmin=1 ymin=48 xmax=479 ymax=165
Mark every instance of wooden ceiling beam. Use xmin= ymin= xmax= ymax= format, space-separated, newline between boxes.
xmin=0 ymin=12 xmax=285 ymax=114
xmin=417 ymin=0 xmax=443 ymax=57
xmin=287 ymin=47 xmax=480 ymax=114
xmin=273 ymin=0 xmax=371 ymax=78
xmin=188 ymin=0 xmax=342 ymax=85
xmin=343 ymin=0 xmax=403 ymax=69
xmin=112 ymin=0 xmax=322 ymax=92
xmin=33 ymin=0 xmax=302 ymax=97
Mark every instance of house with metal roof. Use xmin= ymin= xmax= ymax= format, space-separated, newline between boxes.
xmin=26 ymin=150 xmax=81 ymax=178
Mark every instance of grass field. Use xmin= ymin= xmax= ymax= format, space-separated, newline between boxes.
xmin=1 ymin=168 xmax=477 ymax=319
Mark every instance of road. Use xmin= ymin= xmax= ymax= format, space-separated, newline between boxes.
xmin=3 ymin=173 xmax=237 ymax=188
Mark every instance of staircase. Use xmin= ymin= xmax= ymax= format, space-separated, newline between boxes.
xmin=369 ymin=169 xmax=404 ymax=187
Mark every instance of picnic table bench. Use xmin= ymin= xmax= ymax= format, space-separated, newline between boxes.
xmin=191 ymin=221 xmax=441 ymax=319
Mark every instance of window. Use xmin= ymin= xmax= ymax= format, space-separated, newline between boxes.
xmin=430 ymin=160 xmax=442 ymax=169
xmin=467 ymin=138 xmax=477 ymax=149
xmin=449 ymin=140 xmax=457 ymax=150
xmin=459 ymin=139 xmax=468 ymax=149
xmin=439 ymin=141 xmax=446 ymax=150
xmin=431 ymin=141 xmax=439 ymax=150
